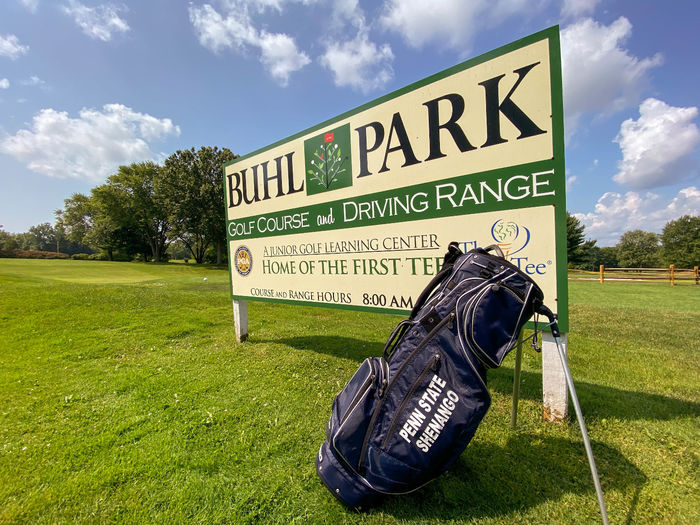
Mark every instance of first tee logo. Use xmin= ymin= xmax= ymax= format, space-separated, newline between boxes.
xmin=491 ymin=219 xmax=531 ymax=257
xmin=304 ymin=123 xmax=352 ymax=195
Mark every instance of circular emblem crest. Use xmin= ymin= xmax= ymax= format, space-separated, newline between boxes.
xmin=234 ymin=246 xmax=252 ymax=276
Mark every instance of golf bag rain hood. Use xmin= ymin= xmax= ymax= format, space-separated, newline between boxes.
xmin=316 ymin=243 xmax=546 ymax=508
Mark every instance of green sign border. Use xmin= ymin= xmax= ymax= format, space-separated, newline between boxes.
xmin=223 ymin=26 xmax=568 ymax=331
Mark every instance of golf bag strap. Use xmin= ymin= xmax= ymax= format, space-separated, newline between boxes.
xmin=408 ymin=243 xmax=463 ymax=320
xmin=444 ymin=241 xmax=463 ymax=264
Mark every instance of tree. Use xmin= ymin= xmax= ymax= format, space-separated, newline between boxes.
xmin=11 ymin=232 xmax=32 ymax=250
xmin=54 ymin=214 xmax=67 ymax=253
xmin=61 ymin=193 xmax=93 ymax=246
xmin=158 ymin=146 xmax=236 ymax=264
xmin=27 ymin=223 xmax=56 ymax=251
xmin=107 ymin=162 xmax=170 ymax=262
xmin=567 ymin=213 xmax=585 ymax=255
xmin=0 ymin=229 xmax=18 ymax=251
xmin=616 ymin=230 xmax=661 ymax=268
xmin=566 ymin=212 xmax=596 ymax=268
xmin=597 ymin=246 xmax=620 ymax=268
xmin=61 ymin=191 xmax=126 ymax=260
xmin=660 ymin=215 xmax=699 ymax=268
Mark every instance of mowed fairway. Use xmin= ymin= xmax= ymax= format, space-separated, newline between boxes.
xmin=1 ymin=260 xmax=698 ymax=524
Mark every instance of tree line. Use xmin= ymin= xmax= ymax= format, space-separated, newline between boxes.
xmin=567 ymin=213 xmax=699 ymax=270
xmin=1 ymin=146 xmax=237 ymax=264
xmin=1 ymin=148 xmax=697 ymax=268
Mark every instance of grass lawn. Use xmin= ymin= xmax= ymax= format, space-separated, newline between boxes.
xmin=0 ymin=259 xmax=698 ymax=524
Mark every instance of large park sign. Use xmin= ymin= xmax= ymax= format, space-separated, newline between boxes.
xmin=223 ymin=26 xmax=568 ymax=333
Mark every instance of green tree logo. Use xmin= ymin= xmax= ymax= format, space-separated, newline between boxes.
xmin=304 ymin=124 xmax=352 ymax=195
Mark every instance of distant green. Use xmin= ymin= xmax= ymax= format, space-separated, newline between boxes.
xmin=1 ymin=260 xmax=698 ymax=524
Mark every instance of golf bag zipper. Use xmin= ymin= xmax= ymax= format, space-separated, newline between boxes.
xmin=338 ymin=359 xmax=376 ymax=429
xmin=357 ymin=311 xmax=455 ymax=471
xmin=381 ymin=353 xmax=440 ymax=449
xmin=330 ymin=358 xmax=386 ymax=470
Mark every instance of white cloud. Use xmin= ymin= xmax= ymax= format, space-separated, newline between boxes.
xmin=21 ymin=75 xmax=48 ymax=89
xmin=258 ymin=32 xmax=311 ymax=86
xmin=320 ymin=32 xmax=393 ymax=93
xmin=0 ymin=34 xmax=29 ymax=60
xmin=575 ymin=186 xmax=700 ymax=245
xmin=379 ymin=0 xmax=533 ymax=52
xmin=220 ymin=0 xmax=319 ymax=12
xmin=613 ymin=98 xmax=700 ymax=189
xmin=561 ymin=0 xmax=601 ymax=18
xmin=189 ymin=3 xmax=309 ymax=86
xmin=330 ymin=0 xmax=361 ymax=21
xmin=325 ymin=0 xmax=366 ymax=32
xmin=61 ymin=1 xmax=130 ymax=42
xmin=20 ymin=0 xmax=39 ymax=13
xmin=0 ymin=79 xmax=9 ymax=89
xmin=380 ymin=0 xmax=486 ymax=51
xmin=189 ymin=3 xmax=254 ymax=54
xmin=561 ymin=17 xmax=663 ymax=134
xmin=0 ymin=104 xmax=180 ymax=182
xmin=664 ymin=186 xmax=700 ymax=220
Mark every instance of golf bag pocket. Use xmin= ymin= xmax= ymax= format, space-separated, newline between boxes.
xmin=376 ymin=351 xmax=444 ymax=462
xmin=463 ymin=281 xmax=531 ymax=368
xmin=364 ymin=445 xmax=424 ymax=492
xmin=366 ymin=345 xmax=490 ymax=491
xmin=329 ymin=357 xmax=386 ymax=470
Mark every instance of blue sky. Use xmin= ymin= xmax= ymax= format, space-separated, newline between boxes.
xmin=0 ymin=0 xmax=698 ymax=245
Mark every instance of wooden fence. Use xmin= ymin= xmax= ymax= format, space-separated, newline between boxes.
xmin=569 ymin=265 xmax=699 ymax=285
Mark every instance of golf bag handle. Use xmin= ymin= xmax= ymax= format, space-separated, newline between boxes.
xmin=408 ymin=243 xmax=505 ymax=321
xmin=479 ymin=244 xmax=505 ymax=258
xmin=383 ymin=320 xmax=411 ymax=360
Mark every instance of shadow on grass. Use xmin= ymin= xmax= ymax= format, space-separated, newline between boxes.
xmin=276 ymin=336 xmax=655 ymax=521
xmin=488 ymin=368 xmax=700 ymax=422
xmin=269 ymin=335 xmax=700 ymax=423
xmin=260 ymin=335 xmax=383 ymax=362
xmin=376 ymin=432 xmax=645 ymax=522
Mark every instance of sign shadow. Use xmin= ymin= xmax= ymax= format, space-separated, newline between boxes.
xmin=489 ymin=367 xmax=700 ymax=422
xmin=258 ymin=334 xmax=384 ymax=363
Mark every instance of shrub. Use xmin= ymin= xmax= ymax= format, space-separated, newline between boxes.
xmin=88 ymin=253 xmax=108 ymax=261
xmin=71 ymin=253 xmax=92 ymax=260
xmin=0 ymin=249 xmax=17 ymax=258
xmin=9 ymin=250 xmax=69 ymax=260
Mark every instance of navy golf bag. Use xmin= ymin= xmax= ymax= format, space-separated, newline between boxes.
xmin=316 ymin=243 xmax=546 ymax=508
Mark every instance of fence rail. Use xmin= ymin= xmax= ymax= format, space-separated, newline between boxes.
xmin=569 ymin=265 xmax=700 ymax=285
xmin=570 ymin=264 xmax=700 ymax=286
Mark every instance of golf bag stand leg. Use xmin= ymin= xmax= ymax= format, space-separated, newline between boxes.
xmin=537 ymin=305 xmax=610 ymax=525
